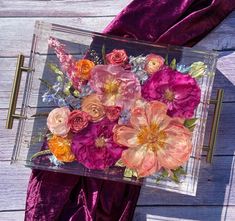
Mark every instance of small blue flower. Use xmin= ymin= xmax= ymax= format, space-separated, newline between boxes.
xmin=49 ymin=155 xmax=64 ymax=167
xmin=119 ymin=109 xmax=131 ymax=125
xmin=42 ymin=92 xmax=55 ymax=103
xmin=57 ymin=98 xmax=67 ymax=107
xmin=176 ymin=64 xmax=190 ymax=74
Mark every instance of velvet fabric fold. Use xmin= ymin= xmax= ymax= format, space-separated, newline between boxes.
xmin=25 ymin=0 xmax=235 ymax=220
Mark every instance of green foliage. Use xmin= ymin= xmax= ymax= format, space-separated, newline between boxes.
xmin=184 ymin=118 xmax=198 ymax=131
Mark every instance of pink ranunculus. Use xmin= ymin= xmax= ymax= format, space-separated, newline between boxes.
xmin=105 ymin=106 xmax=121 ymax=122
xmin=106 ymin=49 xmax=128 ymax=65
xmin=47 ymin=107 xmax=71 ymax=137
xmin=68 ymin=110 xmax=91 ymax=133
xmin=144 ymin=54 xmax=165 ymax=74
xmin=89 ymin=64 xmax=141 ymax=108
xmin=71 ymin=118 xmax=124 ymax=170
xmin=113 ymin=101 xmax=192 ymax=177
xmin=142 ymin=68 xmax=201 ymax=118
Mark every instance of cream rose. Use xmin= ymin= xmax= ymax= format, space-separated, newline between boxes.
xmin=47 ymin=107 xmax=71 ymax=137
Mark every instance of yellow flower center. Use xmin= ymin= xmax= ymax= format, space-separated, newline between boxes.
xmin=137 ymin=123 xmax=166 ymax=151
xmin=95 ymin=136 xmax=106 ymax=148
xmin=103 ymin=79 xmax=120 ymax=95
xmin=164 ymin=89 xmax=175 ymax=101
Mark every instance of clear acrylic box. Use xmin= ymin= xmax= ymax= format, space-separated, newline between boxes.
xmin=8 ymin=21 xmax=218 ymax=196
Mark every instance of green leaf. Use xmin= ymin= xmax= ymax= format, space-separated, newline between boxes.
xmin=164 ymin=54 xmax=169 ymax=65
xmin=39 ymin=78 xmax=53 ymax=89
xmin=115 ymin=159 xmax=125 ymax=167
xmin=124 ymin=168 xmax=138 ymax=178
xmin=184 ymin=118 xmax=198 ymax=131
xmin=30 ymin=149 xmax=52 ymax=161
xmin=170 ymin=58 xmax=177 ymax=70
xmin=189 ymin=61 xmax=207 ymax=79
xmin=48 ymin=63 xmax=64 ymax=76
xmin=101 ymin=44 xmax=107 ymax=64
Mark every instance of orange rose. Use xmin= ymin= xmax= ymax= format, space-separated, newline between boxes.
xmin=81 ymin=93 xmax=105 ymax=122
xmin=75 ymin=59 xmax=95 ymax=80
xmin=48 ymin=135 xmax=75 ymax=162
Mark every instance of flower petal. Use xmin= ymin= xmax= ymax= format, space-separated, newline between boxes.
xmin=121 ymin=147 xmax=146 ymax=169
xmin=156 ymin=123 xmax=192 ymax=170
xmin=113 ymin=125 xmax=139 ymax=148
xmin=136 ymin=150 xmax=161 ymax=177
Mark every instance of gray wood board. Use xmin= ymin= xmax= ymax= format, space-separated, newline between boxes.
xmin=0 ymin=0 xmax=132 ymax=17
xmin=1 ymin=155 xmax=235 ymax=211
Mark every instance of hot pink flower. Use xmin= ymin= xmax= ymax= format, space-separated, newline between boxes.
xmin=71 ymin=118 xmax=124 ymax=170
xmin=145 ymin=54 xmax=165 ymax=74
xmin=142 ymin=68 xmax=201 ymax=118
xmin=113 ymin=101 xmax=192 ymax=177
xmin=106 ymin=49 xmax=128 ymax=65
xmin=89 ymin=64 xmax=141 ymax=108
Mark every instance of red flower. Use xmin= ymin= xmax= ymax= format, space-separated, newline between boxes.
xmin=69 ymin=110 xmax=90 ymax=133
xmin=105 ymin=106 xmax=121 ymax=122
xmin=106 ymin=49 xmax=128 ymax=65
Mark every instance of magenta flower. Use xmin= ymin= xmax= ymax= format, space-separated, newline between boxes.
xmin=71 ymin=118 xmax=124 ymax=170
xmin=89 ymin=65 xmax=141 ymax=108
xmin=142 ymin=68 xmax=201 ymax=118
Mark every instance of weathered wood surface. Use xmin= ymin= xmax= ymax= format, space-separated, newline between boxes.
xmin=0 ymin=0 xmax=235 ymax=220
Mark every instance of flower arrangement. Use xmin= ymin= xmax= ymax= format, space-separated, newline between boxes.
xmin=32 ymin=37 xmax=206 ymax=183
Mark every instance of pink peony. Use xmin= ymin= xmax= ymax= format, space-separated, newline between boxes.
xmin=89 ymin=64 xmax=141 ymax=108
xmin=106 ymin=49 xmax=128 ymax=65
xmin=47 ymin=107 xmax=71 ymax=137
xmin=113 ymin=101 xmax=192 ymax=177
xmin=71 ymin=118 xmax=124 ymax=170
xmin=142 ymin=68 xmax=201 ymax=118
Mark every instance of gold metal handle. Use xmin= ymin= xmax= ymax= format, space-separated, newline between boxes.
xmin=6 ymin=54 xmax=31 ymax=129
xmin=203 ymin=89 xmax=224 ymax=163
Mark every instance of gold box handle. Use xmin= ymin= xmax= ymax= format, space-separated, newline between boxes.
xmin=6 ymin=54 xmax=31 ymax=129
xmin=204 ymin=89 xmax=224 ymax=163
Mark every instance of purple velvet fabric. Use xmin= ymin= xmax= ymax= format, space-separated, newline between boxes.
xmin=25 ymin=0 xmax=235 ymax=220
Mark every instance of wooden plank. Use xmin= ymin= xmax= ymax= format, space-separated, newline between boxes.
xmin=0 ymin=102 xmax=234 ymax=161
xmin=195 ymin=11 xmax=235 ymax=51
xmin=0 ymin=12 xmax=235 ymax=56
xmin=0 ymin=0 xmax=132 ymax=17
xmin=134 ymin=206 xmax=235 ymax=221
xmin=0 ymin=17 xmax=114 ymax=57
xmin=0 ymin=211 xmax=24 ymax=221
xmin=1 ymin=155 xmax=235 ymax=211
xmin=1 ymin=206 xmax=235 ymax=221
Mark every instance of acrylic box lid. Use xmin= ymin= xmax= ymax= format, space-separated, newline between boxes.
xmin=11 ymin=21 xmax=217 ymax=196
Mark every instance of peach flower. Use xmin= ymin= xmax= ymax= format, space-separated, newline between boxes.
xmin=74 ymin=59 xmax=95 ymax=80
xmin=145 ymin=54 xmax=164 ymax=74
xmin=106 ymin=49 xmax=128 ymax=65
xmin=113 ymin=101 xmax=192 ymax=177
xmin=81 ymin=93 xmax=105 ymax=122
xmin=47 ymin=107 xmax=71 ymax=137
xmin=48 ymin=135 xmax=75 ymax=162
